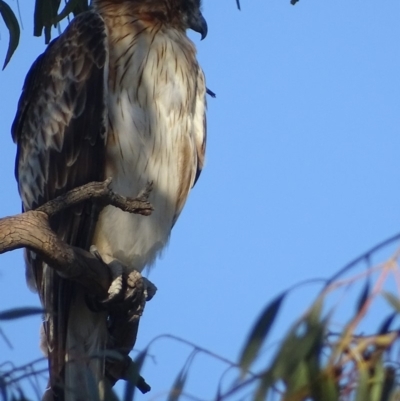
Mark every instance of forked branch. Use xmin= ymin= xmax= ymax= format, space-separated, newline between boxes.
xmin=0 ymin=178 xmax=153 ymax=299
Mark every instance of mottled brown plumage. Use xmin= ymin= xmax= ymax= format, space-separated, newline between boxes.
xmin=12 ymin=1 xmax=207 ymax=400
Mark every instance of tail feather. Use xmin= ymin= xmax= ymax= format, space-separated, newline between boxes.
xmin=64 ymin=289 xmax=108 ymax=401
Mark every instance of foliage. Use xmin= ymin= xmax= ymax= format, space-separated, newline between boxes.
xmin=3 ymin=238 xmax=400 ymax=400
xmin=0 ymin=358 xmax=47 ymax=401
xmin=0 ymin=0 xmax=306 ymax=70
xmin=132 ymin=237 xmax=398 ymax=401
xmin=0 ymin=1 xmax=396 ymax=400
xmin=139 ymin=240 xmax=400 ymax=401
xmin=234 ymin=261 xmax=400 ymax=401
xmin=0 ymin=0 xmax=88 ymax=69
xmin=0 ymin=0 xmax=20 ymax=69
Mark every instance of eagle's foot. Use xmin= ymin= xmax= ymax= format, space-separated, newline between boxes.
xmin=123 ymin=271 xmax=157 ymax=321
xmin=88 ymin=247 xmax=156 ymax=390
xmin=89 ymin=246 xmax=157 ymax=315
xmin=141 ymin=277 xmax=157 ymax=301
xmin=90 ymin=245 xmax=124 ymax=302
xmin=104 ymin=272 xmax=156 ymax=388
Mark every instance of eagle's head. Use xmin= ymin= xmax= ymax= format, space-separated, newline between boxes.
xmin=179 ymin=0 xmax=207 ymax=39
xmin=107 ymin=0 xmax=208 ymax=39
xmin=95 ymin=0 xmax=207 ymax=39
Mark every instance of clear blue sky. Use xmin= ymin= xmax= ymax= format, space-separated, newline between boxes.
xmin=1 ymin=0 xmax=400 ymax=399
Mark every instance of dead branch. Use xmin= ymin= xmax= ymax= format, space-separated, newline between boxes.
xmin=0 ymin=179 xmax=153 ymax=299
xmin=37 ymin=177 xmax=153 ymax=217
xmin=0 ymin=179 xmax=155 ymax=390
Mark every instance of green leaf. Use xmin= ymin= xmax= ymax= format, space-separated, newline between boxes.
xmin=124 ymin=372 xmax=136 ymax=400
xmin=167 ymin=374 xmax=187 ymax=401
xmin=72 ymin=0 xmax=89 ymax=16
xmin=355 ymin=368 xmax=370 ymax=401
xmin=55 ymin=0 xmax=80 ymax=23
xmin=309 ymin=372 xmax=339 ymax=401
xmin=167 ymin=351 xmax=197 ymax=401
xmin=308 ymin=295 xmax=324 ymax=325
xmin=382 ymin=292 xmax=400 ymax=313
xmin=0 ymin=0 xmax=20 ymax=69
xmin=370 ymin=359 xmax=384 ymax=401
xmin=277 ymin=297 xmax=324 ymax=373
xmin=378 ymin=313 xmax=396 ymax=335
xmin=34 ymin=0 xmax=45 ymax=37
xmin=285 ymin=360 xmax=309 ymax=395
xmin=167 ymin=365 xmax=189 ymax=401
xmin=381 ymin=367 xmax=395 ymax=401
xmin=253 ymin=370 xmax=273 ymax=401
xmin=0 ymin=307 xmax=43 ymax=320
xmin=239 ymin=292 xmax=285 ymax=374
xmin=272 ymin=320 xmax=324 ymax=382
xmin=123 ymin=349 xmax=147 ymax=401
xmin=33 ymin=0 xmax=60 ymax=43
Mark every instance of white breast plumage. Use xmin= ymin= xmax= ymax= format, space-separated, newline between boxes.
xmin=92 ymin=17 xmax=206 ymax=271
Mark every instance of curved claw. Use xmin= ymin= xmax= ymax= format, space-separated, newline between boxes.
xmin=90 ymin=246 xmax=125 ymax=303
xmin=142 ymin=277 xmax=157 ymax=301
xmin=106 ymin=261 xmax=124 ymax=302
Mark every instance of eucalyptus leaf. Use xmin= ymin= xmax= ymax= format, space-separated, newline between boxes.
xmin=356 ymin=278 xmax=370 ymax=314
xmin=381 ymin=367 xmax=395 ymax=401
xmin=382 ymin=292 xmax=400 ymax=313
xmin=167 ymin=365 xmax=189 ymax=401
xmin=55 ymin=0 xmax=81 ymax=23
xmin=0 ymin=0 xmax=20 ymax=69
xmin=123 ymin=349 xmax=147 ymax=401
xmin=355 ymin=368 xmax=370 ymax=401
xmin=239 ymin=292 xmax=286 ymax=374
xmin=378 ymin=313 xmax=396 ymax=335
xmin=253 ymin=370 xmax=273 ymax=401
xmin=0 ymin=307 xmax=43 ymax=320
xmin=370 ymin=359 xmax=384 ymax=401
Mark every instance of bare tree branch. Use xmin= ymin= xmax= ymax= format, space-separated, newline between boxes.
xmin=0 ymin=179 xmax=155 ymax=391
xmin=0 ymin=179 xmax=152 ymax=299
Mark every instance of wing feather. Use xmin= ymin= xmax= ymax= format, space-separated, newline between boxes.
xmin=192 ymin=65 xmax=207 ymax=186
xmin=12 ymin=10 xmax=108 ymax=396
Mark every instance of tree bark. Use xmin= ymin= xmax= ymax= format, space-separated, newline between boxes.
xmin=0 ymin=179 xmax=154 ymax=393
xmin=0 ymin=179 xmax=152 ymax=299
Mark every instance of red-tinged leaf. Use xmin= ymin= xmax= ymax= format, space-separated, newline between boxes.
xmin=0 ymin=0 xmax=20 ymax=69
xmin=167 ymin=367 xmax=189 ymax=401
xmin=167 ymin=351 xmax=196 ymax=401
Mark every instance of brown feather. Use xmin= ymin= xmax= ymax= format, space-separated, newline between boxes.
xmin=12 ymin=10 xmax=108 ymax=400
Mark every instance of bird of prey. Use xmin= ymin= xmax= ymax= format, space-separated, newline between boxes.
xmin=11 ymin=0 xmax=207 ymax=399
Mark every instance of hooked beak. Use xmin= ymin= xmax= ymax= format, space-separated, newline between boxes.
xmin=189 ymin=12 xmax=208 ymax=40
